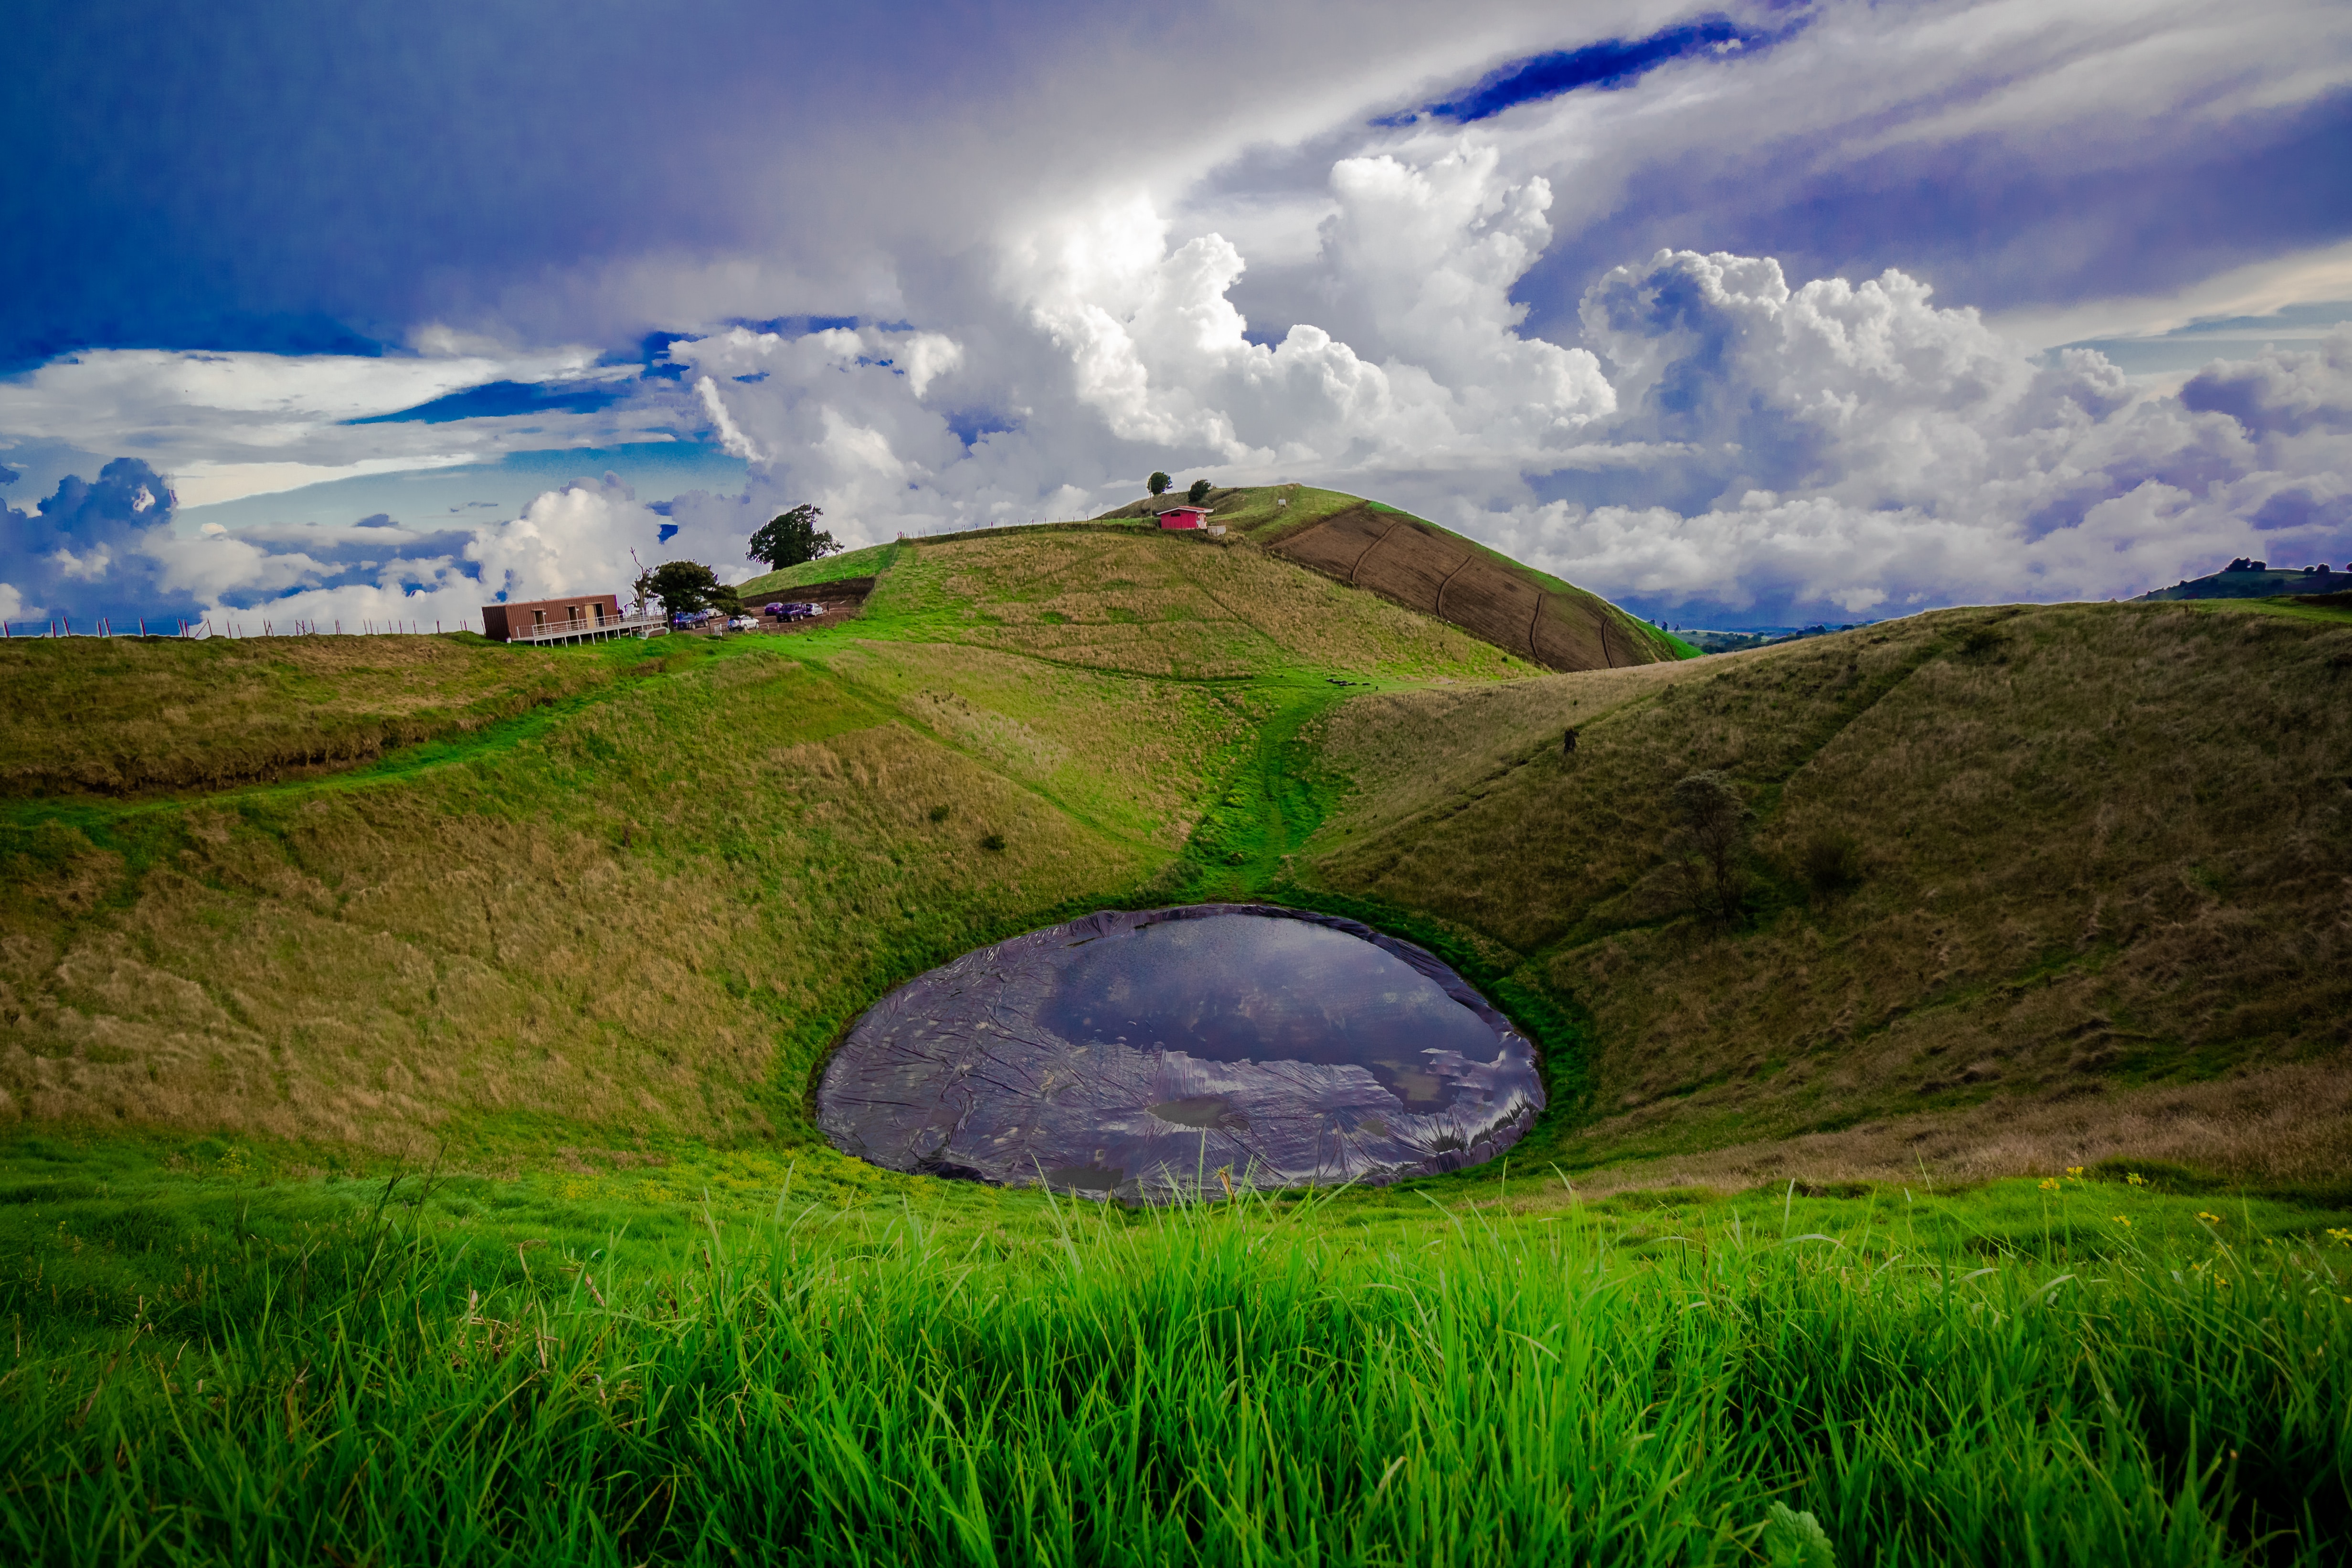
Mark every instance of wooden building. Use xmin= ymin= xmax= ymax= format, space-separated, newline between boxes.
xmin=481 ymin=593 xmax=645 ymax=644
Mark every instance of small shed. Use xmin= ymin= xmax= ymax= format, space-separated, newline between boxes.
xmin=1157 ymin=506 xmax=1211 ymax=530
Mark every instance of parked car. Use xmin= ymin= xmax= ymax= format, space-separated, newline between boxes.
xmin=778 ymin=602 xmax=824 ymax=621
xmin=727 ymin=615 xmax=758 ymax=631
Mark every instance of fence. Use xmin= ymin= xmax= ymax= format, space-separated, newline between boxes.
xmin=0 ymin=613 xmax=652 ymax=640
xmin=501 ymin=610 xmax=667 ymax=645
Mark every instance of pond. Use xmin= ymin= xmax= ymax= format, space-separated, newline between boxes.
xmin=816 ymin=904 xmax=1545 ymax=1201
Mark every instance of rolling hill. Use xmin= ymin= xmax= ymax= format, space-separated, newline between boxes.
xmin=1094 ymin=485 xmax=1693 ymax=669
xmin=5 ymin=505 xmax=2349 ymax=1566
xmin=0 ymin=508 xmax=2345 ymax=1197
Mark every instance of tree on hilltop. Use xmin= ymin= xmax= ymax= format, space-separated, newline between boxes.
xmin=1186 ymin=478 xmax=1212 ymax=504
xmin=748 ymin=504 xmax=840 ymax=569
xmin=1147 ymin=472 xmax=1171 ymax=497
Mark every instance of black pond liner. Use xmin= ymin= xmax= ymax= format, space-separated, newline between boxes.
xmin=816 ymin=903 xmax=1545 ymax=1202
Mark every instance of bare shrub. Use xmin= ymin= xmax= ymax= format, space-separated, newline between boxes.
xmin=1669 ymin=770 xmax=1752 ymax=922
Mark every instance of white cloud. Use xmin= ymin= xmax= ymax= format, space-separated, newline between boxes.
xmin=9 ymin=0 xmax=2352 ymax=628
xmin=170 ymin=455 xmax=480 ymax=509
xmin=0 ymin=346 xmax=659 ymax=511
xmin=1430 ymin=258 xmax=2350 ymax=619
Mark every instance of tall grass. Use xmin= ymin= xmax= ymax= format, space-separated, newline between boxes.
xmin=3 ymin=1183 xmax=2344 ymax=1565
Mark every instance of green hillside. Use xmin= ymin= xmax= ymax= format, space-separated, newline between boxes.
xmin=2 ymin=520 xmax=2349 ymax=1563
xmin=3 ymin=535 xmax=2346 ymax=1179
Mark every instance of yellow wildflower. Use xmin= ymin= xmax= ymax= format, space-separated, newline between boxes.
xmin=2197 ymin=1212 xmax=2223 ymax=1225
xmin=2126 ymin=1172 xmax=2144 ymax=1187
xmin=2039 ymin=1178 xmax=2060 ymax=1193
xmin=2066 ymin=1166 xmax=2086 ymax=1182
xmin=2214 ymin=1275 xmax=2228 ymax=1288
xmin=2324 ymin=1228 xmax=2352 ymax=1248
xmin=2113 ymin=1215 xmax=2131 ymax=1228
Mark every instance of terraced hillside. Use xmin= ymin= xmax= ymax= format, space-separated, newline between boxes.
xmin=1098 ymin=485 xmax=1691 ymax=671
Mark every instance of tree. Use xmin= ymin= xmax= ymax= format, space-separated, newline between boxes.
xmin=647 ymin=560 xmax=723 ymax=617
xmin=1187 ymin=478 xmax=1212 ymax=504
xmin=747 ymin=504 xmax=839 ymax=570
xmin=1147 ymin=471 xmax=1171 ymax=497
xmin=1668 ymin=770 xmax=1752 ymax=922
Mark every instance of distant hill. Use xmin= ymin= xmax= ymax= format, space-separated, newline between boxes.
xmin=1094 ymin=486 xmax=1694 ymax=671
xmin=2136 ymin=557 xmax=2352 ymax=601
xmin=1680 ymin=623 xmax=1874 ymax=655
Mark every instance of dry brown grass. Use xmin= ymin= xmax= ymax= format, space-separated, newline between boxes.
xmin=1300 ymin=601 xmax=2352 ymax=1182
xmin=1551 ymin=1061 xmax=2352 ymax=1197
xmin=875 ymin=531 xmax=1526 ymax=680
xmin=0 ymin=634 xmax=616 ymax=795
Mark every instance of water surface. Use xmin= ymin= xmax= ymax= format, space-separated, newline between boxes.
xmin=817 ymin=904 xmax=1544 ymax=1201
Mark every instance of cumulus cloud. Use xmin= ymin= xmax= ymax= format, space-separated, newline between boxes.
xmin=659 ymin=138 xmax=1619 ymax=552
xmin=0 ymin=458 xmax=190 ymax=625
xmin=17 ymin=232 xmax=2352 ymax=633
xmin=1441 ymin=253 xmax=2351 ymax=620
xmin=9 ymin=0 xmax=2352 ymax=636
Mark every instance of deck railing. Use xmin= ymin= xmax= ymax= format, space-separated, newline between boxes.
xmin=506 ymin=611 xmax=667 ymax=643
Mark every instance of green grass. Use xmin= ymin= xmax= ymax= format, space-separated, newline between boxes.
xmin=0 ymin=631 xmax=631 ymax=796
xmin=4 ymin=519 xmax=2351 ymax=1563
xmin=736 ymin=540 xmax=903 ymax=597
xmin=0 ymin=1148 xmax=2345 ymax=1565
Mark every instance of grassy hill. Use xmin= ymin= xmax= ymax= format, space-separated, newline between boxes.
xmin=2137 ymin=560 xmax=2350 ymax=601
xmin=1097 ymin=485 xmax=1695 ymax=669
xmin=1288 ymin=598 xmax=2352 ymax=1193
xmin=2 ymin=534 xmax=2346 ymax=1180
xmin=1 ymin=516 xmax=2349 ymax=1562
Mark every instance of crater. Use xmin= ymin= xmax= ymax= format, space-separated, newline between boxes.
xmin=816 ymin=904 xmax=1545 ymax=1201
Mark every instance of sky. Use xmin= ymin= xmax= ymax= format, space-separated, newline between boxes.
xmin=4 ymin=0 xmax=2350 ymax=633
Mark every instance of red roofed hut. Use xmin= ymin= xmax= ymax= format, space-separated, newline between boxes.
xmin=1156 ymin=506 xmax=1210 ymax=530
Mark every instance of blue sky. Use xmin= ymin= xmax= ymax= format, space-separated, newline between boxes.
xmin=5 ymin=0 xmax=2350 ymax=630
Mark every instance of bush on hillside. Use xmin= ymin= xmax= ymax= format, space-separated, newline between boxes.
xmin=1147 ymin=472 xmax=1171 ymax=496
xmin=1187 ymin=478 xmax=1212 ymax=504
xmin=1798 ymin=827 xmax=1865 ymax=903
